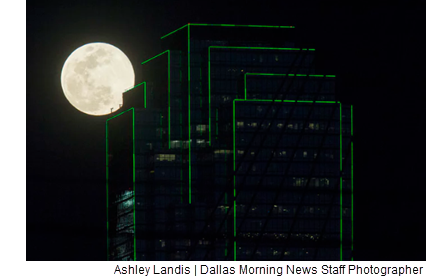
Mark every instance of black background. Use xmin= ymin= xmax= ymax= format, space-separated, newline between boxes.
xmin=27 ymin=0 xmax=426 ymax=260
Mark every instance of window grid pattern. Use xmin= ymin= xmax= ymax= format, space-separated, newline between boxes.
xmin=234 ymin=101 xmax=342 ymax=260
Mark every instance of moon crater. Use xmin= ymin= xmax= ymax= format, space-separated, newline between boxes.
xmin=61 ymin=42 xmax=135 ymax=116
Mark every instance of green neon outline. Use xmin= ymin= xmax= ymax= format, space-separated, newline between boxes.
xmin=232 ymin=99 xmax=341 ymax=261
xmin=141 ymin=50 xmax=169 ymax=65
xmin=141 ymin=51 xmax=171 ymax=148
xmin=160 ymin=24 xmax=189 ymax=39
xmin=124 ymin=82 xmax=147 ymax=108
xmin=244 ymin=73 xmax=336 ymax=100
xmin=340 ymin=103 xmax=343 ymax=261
xmin=208 ymin=47 xmax=316 ymax=146
xmin=106 ymin=107 xmax=136 ymax=261
xmin=351 ymin=105 xmax=354 ymax=260
xmin=232 ymin=99 xmax=237 ymax=261
xmin=188 ymin=24 xmax=192 ymax=204
xmin=160 ymin=23 xmax=295 ymax=39
xmin=237 ymin=99 xmax=338 ymax=104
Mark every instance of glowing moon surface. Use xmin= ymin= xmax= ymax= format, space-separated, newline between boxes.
xmin=61 ymin=42 xmax=135 ymax=116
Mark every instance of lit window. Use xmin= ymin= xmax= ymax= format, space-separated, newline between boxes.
xmin=156 ymin=154 xmax=176 ymax=161
xmin=196 ymin=125 xmax=207 ymax=132
xmin=170 ymin=140 xmax=182 ymax=148
xmin=295 ymin=177 xmax=304 ymax=186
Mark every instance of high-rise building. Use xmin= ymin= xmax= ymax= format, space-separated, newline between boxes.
xmin=106 ymin=24 xmax=353 ymax=261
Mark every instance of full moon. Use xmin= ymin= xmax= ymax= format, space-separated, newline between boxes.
xmin=61 ymin=42 xmax=135 ymax=116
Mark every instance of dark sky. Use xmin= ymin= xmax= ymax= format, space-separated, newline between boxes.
xmin=27 ymin=0 xmax=426 ymax=260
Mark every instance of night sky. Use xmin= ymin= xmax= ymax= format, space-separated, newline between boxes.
xmin=26 ymin=0 xmax=426 ymax=261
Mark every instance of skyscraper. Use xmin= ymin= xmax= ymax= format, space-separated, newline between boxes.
xmin=106 ymin=24 xmax=353 ymax=261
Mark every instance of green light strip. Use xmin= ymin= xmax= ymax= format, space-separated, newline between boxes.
xmin=141 ymin=50 xmax=169 ymax=65
xmin=188 ymin=25 xmax=192 ymax=204
xmin=140 ymin=51 xmax=171 ymax=148
xmin=208 ymin=46 xmax=211 ymax=143
xmin=105 ymin=107 xmax=136 ymax=261
xmin=106 ymin=107 xmax=135 ymax=121
xmin=351 ymin=105 xmax=354 ymax=260
xmin=208 ymin=47 xmax=316 ymax=146
xmin=340 ymin=103 xmax=343 ymax=261
xmin=351 ymin=105 xmax=353 ymax=137
xmin=132 ymin=108 xmax=136 ymax=261
xmin=124 ymin=81 xmax=146 ymax=92
xmin=168 ymin=51 xmax=171 ymax=148
xmin=160 ymin=24 xmax=189 ymax=39
xmin=124 ymin=82 xmax=147 ymax=108
xmin=233 ymin=100 xmax=237 ymax=261
xmin=160 ymin=23 xmax=295 ymax=39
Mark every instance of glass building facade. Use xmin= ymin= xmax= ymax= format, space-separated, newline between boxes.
xmin=106 ymin=24 xmax=353 ymax=261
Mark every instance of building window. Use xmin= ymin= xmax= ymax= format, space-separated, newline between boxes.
xmin=196 ymin=139 xmax=206 ymax=146
xmin=196 ymin=125 xmax=207 ymax=132
xmin=155 ymin=154 xmax=176 ymax=161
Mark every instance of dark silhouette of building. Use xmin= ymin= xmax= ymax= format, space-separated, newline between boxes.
xmin=106 ymin=24 xmax=353 ymax=261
